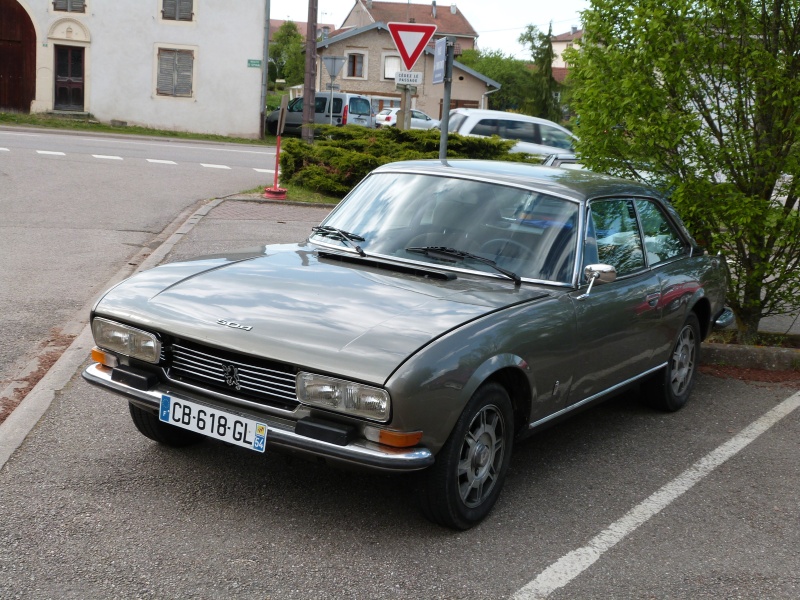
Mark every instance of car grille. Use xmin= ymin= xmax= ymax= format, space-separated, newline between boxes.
xmin=166 ymin=340 xmax=299 ymax=410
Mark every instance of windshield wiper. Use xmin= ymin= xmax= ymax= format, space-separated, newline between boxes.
xmin=405 ymin=246 xmax=521 ymax=286
xmin=312 ymin=226 xmax=367 ymax=257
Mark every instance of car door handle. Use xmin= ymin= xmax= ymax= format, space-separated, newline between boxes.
xmin=646 ymin=292 xmax=661 ymax=307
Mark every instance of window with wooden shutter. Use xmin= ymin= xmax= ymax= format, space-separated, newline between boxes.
xmin=53 ymin=0 xmax=86 ymax=12
xmin=162 ymin=0 xmax=193 ymax=21
xmin=157 ymin=49 xmax=194 ymax=97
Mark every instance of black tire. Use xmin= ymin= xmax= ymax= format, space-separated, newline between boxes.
xmin=419 ymin=383 xmax=514 ymax=530
xmin=128 ymin=402 xmax=204 ymax=447
xmin=643 ymin=313 xmax=701 ymax=412
xmin=266 ymin=120 xmax=278 ymax=136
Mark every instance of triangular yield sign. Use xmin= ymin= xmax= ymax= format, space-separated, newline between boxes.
xmin=387 ymin=22 xmax=437 ymax=71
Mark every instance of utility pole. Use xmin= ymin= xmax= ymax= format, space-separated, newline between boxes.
xmin=301 ymin=0 xmax=319 ymax=144
xmin=259 ymin=0 xmax=270 ymax=138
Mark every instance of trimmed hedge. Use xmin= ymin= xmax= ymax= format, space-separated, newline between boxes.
xmin=279 ymin=125 xmax=541 ymax=198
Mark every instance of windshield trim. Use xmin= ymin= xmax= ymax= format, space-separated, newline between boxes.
xmin=309 ymin=237 xmax=577 ymax=288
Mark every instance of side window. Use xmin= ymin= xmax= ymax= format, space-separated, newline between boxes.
xmin=383 ymin=56 xmax=401 ymax=79
xmin=162 ymin=0 xmax=193 ymax=21
xmin=471 ymin=119 xmax=499 ymax=137
xmin=540 ymin=124 xmax=574 ymax=150
xmin=314 ymin=96 xmax=328 ymax=113
xmin=288 ymin=98 xmax=303 ymax=112
xmin=500 ymin=120 xmax=537 ymax=144
xmin=590 ymin=199 xmax=646 ymax=276
xmin=634 ymin=199 xmax=687 ymax=265
xmin=53 ymin=0 xmax=85 ymax=12
xmin=156 ymin=48 xmax=193 ymax=97
xmin=347 ymin=53 xmax=365 ymax=78
xmin=349 ymin=98 xmax=371 ymax=116
xmin=331 ymin=98 xmax=343 ymax=114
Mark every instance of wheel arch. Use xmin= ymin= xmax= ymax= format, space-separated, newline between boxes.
xmin=691 ymin=296 xmax=712 ymax=340
xmin=484 ymin=367 xmax=532 ymax=439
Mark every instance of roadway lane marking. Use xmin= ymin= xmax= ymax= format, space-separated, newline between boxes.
xmin=0 ymin=148 xmax=9 ymax=152
xmin=147 ymin=159 xmax=177 ymax=165
xmin=253 ymin=168 xmax=275 ymax=173
xmin=36 ymin=150 xmax=65 ymax=156
xmin=201 ymin=163 xmax=231 ymax=169
xmin=512 ymin=390 xmax=800 ymax=600
xmin=92 ymin=154 xmax=123 ymax=160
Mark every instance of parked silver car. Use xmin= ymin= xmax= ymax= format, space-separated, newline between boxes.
xmin=84 ymin=160 xmax=728 ymax=529
xmin=448 ymin=108 xmax=576 ymax=155
xmin=265 ymin=92 xmax=374 ymax=134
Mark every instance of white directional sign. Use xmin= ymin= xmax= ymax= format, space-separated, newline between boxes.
xmin=395 ymin=71 xmax=423 ymax=86
xmin=387 ymin=22 xmax=437 ymax=71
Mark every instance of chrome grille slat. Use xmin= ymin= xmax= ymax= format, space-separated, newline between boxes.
xmin=167 ymin=341 xmax=298 ymax=409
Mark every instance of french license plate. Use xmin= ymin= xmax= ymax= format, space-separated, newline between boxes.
xmin=159 ymin=395 xmax=267 ymax=453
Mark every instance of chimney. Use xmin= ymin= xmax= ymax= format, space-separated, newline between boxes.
xmin=432 ymin=1 xmax=437 ymax=19
xmin=571 ymin=26 xmax=578 ymax=35
xmin=451 ymin=3 xmax=457 ymax=14
xmin=366 ymin=0 xmax=373 ymax=9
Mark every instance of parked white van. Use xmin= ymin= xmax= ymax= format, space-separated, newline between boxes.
xmin=447 ymin=109 xmax=576 ymax=156
xmin=266 ymin=93 xmax=374 ymax=135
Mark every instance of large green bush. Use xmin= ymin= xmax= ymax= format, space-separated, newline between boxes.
xmin=279 ymin=125 xmax=537 ymax=198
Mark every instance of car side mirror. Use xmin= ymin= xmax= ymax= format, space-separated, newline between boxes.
xmin=577 ymin=264 xmax=617 ymax=300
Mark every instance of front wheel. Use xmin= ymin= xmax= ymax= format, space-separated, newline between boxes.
xmin=128 ymin=402 xmax=204 ymax=447
xmin=419 ymin=383 xmax=514 ymax=529
xmin=643 ymin=313 xmax=701 ymax=412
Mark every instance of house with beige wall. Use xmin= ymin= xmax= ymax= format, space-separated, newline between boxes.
xmin=315 ymin=22 xmax=500 ymax=119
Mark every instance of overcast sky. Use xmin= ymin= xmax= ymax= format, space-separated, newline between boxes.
xmin=268 ymin=0 xmax=589 ymax=59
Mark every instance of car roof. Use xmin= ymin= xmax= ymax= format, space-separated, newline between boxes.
xmin=450 ymin=108 xmax=571 ymax=128
xmin=370 ymin=159 xmax=661 ymax=203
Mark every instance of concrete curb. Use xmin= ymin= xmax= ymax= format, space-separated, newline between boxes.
xmin=702 ymin=343 xmax=800 ymax=371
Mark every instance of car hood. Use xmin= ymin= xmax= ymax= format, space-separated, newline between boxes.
xmin=95 ymin=244 xmax=551 ymax=383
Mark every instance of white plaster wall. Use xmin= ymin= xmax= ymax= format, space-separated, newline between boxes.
xmin=25 ymin=0 xmax=266 ymax=138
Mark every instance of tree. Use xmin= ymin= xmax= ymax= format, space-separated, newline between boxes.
xmin=269 ymin=21 xmax=305 ymax=87
xmin=457 ymin=49 xmax=537 ymax=113
xmin=519 ymin=24 xmax=562 ymax=122
xmin=569 ymin=0 xmax=800 ymax=342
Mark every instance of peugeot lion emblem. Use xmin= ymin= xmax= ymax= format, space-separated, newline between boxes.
xmin=222 ymin=364 xmax=242 ymax=391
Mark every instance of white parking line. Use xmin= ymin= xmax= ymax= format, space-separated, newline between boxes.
xmin=92 ymin=154 xmax=123 ymax=160
xmin=146 ymin=159 xmax=178 ymax=165
xmin=36 ymin=150 xmax=65 ymax=156
xmin=512 ymin=390 xmax=800 ymax=600
xmin=201 ymin=163 xmax=231 ymax=169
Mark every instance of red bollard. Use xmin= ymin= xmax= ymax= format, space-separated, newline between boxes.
xmin=263 ymin=134 xmax=287 ymax=200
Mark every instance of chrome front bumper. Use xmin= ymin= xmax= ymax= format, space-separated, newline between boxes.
xmin=82 ymin=363 xmax=434 ymax=472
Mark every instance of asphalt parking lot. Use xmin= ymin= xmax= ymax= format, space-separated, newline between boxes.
xmin=1 ymin=199 xmax=798 ymax=599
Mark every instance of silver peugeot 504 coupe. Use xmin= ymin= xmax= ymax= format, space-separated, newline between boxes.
xmin=84 ymin=160 xmax=728 ymax=529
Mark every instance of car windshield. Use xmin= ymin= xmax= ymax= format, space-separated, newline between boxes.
xmin=312 ymin=172 xmax=579 ymax=284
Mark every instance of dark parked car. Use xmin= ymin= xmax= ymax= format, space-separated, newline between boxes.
xmin=83 ymin=160 xmax=728 ymax=529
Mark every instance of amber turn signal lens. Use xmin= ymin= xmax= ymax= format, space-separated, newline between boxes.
xmin=91 ymin=346 xmax=119 ymax=368
xmin=365 ymin=427 xmax=423 ymax=448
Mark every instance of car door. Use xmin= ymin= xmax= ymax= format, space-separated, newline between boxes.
xmin=568 ymin=197 xmax=663 ymax=404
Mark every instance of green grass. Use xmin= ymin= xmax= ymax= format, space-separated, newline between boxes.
xmin=0 ymin=111 xmax=277 ymax=146
xmin=239 ymin=182 xmax=342 ymax=205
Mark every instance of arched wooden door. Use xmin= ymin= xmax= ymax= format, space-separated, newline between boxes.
xmin=0 ymin=0 xmax=36 ymax=112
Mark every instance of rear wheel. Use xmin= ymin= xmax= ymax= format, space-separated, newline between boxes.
xmin=419 ymin=383 xmax=514 ymax=529
xmin=128 ymin=402 xmax=204 ymax=447
xmin=643 ymin=313 xmax=700 ymax=412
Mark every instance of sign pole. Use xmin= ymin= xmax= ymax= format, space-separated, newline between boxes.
xmin=438 ymin=36 xmax=455 ymax=163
